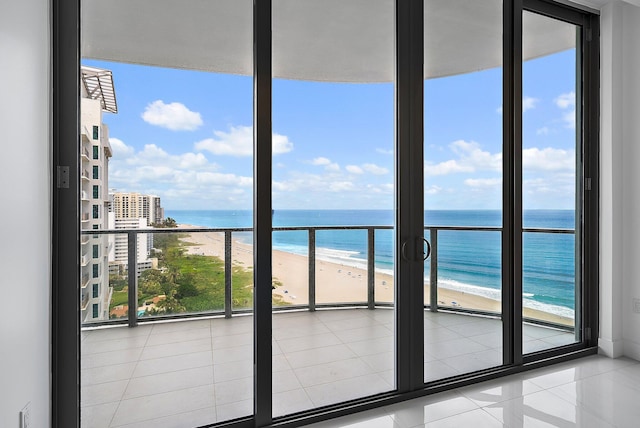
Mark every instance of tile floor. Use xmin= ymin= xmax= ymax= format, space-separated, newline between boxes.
xmin=80 ymin=308 xmax=576 ymax=427
xmin=307 ymin=354 xmax=640 ymax=427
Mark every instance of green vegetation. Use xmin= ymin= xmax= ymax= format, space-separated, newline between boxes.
xmin=109 ymin=232 xmax=286 ymax=318
xmin=150 ymin=217 xmax=178 ymax=228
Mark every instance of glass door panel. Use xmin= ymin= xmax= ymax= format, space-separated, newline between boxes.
xmin=79 ymin=1 xmax=254 ymax=425
xmin=522 ymin=10 xmax=580 ymax=354
xmin=272 ymin=0 xmax=395 ymax=416
xmin=423 ymin=0 xmax=504 ymax=382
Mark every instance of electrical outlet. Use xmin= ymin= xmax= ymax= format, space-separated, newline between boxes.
xmin=634 ymin=298 xmax=640 ymax=314
xmin=20 ymin=402 xmax=30 ymax=428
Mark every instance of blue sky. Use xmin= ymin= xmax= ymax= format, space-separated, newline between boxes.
xmin=84 ymin=49 xmax=577 ymax=211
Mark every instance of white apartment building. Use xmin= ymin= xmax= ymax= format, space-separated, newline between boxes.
xmin=80 ymin=66 xmax=116 ymax=323
xmin=110 ymin=192 xmax=164 ymax=226
xmin=107 ymin=216 xmax=157 ymax=277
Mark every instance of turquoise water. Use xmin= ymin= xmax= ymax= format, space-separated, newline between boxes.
xmin=165 ymin=209 xmax=576 ymax=318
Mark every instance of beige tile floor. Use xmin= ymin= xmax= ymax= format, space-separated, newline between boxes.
xmin=80 ymin=308 xmax=576 ymax=427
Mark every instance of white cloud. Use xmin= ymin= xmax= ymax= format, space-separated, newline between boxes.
xmin=376 ymin=148 xmax=393 ymax=155
xmin=561 ymin=110 xmax=576 ymax=128
xmin=496 ymin=106 xmax=503 ymax=114
xmin=310 ymin=157 xmax=340 ymax=171
xmin=195 ymin=172 xmax=252 ymax=187
xmin=311 ymin=157 xmax=331 ymax=166
xmin=107 ymin=138 xmax=255 ymax=209
xmin=523 ymin=147 xmax=574 ymax=171
xmin=523 ymin=96 xmax=539 ymax=112
xmin=273 ymin=133 xmax=294 ymax=154
xmin=329 ymin=181 xmax=355 ymax=192
xmin=425 ymin=159 xmax=474 ymax=176
xmin=344 ymin=163 xmax=389 ymax=175
xmin=109 ymin=138 xmax=135 ymax=157
xmin=141 ymin=100 xmax=203 ymax=131
xmin=555 ymin=92 xmax=576 ymax=129
xmin=362 ymin=163 xmax=389 ymax=175
xmin=450 ymin=140 xmax=502 ymax=171
xmin=424 ymin=139 xmax=501 ymax=176
xmin=536 ymin=127 xmax=550 ymax=136
xmin=425 ymin=185 xmax=442 ymax=195
xmin=464 ymin=178 xmax=502 ymax=187
xmin=555 ymin=92 xmax=575 ymax=109
xmin=195 ymin=125 xmax=293 ymax=157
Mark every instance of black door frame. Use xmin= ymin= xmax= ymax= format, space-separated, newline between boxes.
xmin=52 ymin=1 xmax=599 ymax=427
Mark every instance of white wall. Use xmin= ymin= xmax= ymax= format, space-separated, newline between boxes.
xmin=620 ymin=1 xmax=640 ymax=359
xmin=0 ymin=0 xmax=51 ymax=427
xmin=599 ymin=0 xmax=640 ymax=360
xmin=599 ymin=0 xmax=625 ymax=357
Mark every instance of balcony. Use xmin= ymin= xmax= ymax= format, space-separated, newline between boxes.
xmin=81 ymin=169 xmax=90 ymax=181
xmin=81 ymin=253 xmax=90 ymax=266
xmin=81 ymin=146 xmax=91 ymax=161
xmin=81 ymin=292 xmax=90 ymax=311
xmin=81 ymin=273 xmax=90 ymax=289
xmin=81 ymin=212 xmax=90 ymax=222
xmin=80 ymin=226 xmax=577 ymax=427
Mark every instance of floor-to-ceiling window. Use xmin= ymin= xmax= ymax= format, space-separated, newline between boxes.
xmin=271 ymin=0 xmax=396 ymax=416
xmin=54 ymin=1 xmax=599 ymax=427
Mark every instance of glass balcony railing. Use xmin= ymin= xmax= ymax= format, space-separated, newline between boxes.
xmin=80 ymin=225 xmax=576 ymax=333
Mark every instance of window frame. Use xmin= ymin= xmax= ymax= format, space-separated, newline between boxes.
xmin=52 ymin=1 xmax=600 ymax=427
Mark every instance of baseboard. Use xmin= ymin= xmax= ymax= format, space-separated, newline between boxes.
xmin=623 ymin=339 xmax=640 ymax=361
xmin=598 ymin=337 xmax=625 ymax=358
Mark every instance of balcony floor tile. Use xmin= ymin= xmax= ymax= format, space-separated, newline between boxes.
xmin=81 ymin=308 xmax=575 ymax=427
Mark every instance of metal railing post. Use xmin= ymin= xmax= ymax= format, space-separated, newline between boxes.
xmin=127 ymin=231 xmax=138 ymax=327
xmin=225 ymin=231 xmax=232 ymax=318
xmin=429 ymin=228 xmax=438 ymax=312
xmin=368 ymin=228 xmax=375 ymax=310
xmin=309 ymin=229 xmax=316 ymax=311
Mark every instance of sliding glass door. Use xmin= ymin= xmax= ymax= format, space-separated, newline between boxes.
xmin=59 ymin=1 xmax=598 ymax=427
xmin=270 ymin=0 xmax=396 ymax=416
xmin=422 ymin=0 xmax=504 ymax=382
xmin=521 ymin=9 xmax=582 ymax=354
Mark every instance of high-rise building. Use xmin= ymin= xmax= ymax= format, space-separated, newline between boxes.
xmin=80 ymin=66 xmax=117 ymax=323
xmin=109 ymin=192 xmax=164 ymax=226
xmin=107 ymin=192 xmax=163 ymax=277
xmin=107 ymin=216 xmax=157 ymax=277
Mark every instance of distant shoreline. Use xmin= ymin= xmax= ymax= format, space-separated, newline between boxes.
xmin=178 ymin=224 xmax=574 ymax=327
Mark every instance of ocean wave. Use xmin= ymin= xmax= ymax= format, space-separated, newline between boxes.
xmin=265 ymin=239 xmax=574 ymax=320
xmin=316 ymin=247 xmax=361 ymax=259
xmin=433 ymin=278 xmax=573 ymax=319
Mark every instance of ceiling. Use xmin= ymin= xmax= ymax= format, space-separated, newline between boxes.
xmin=82 ymin=0 xmax=582 ymax=82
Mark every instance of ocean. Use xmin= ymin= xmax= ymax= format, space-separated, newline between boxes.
xmin=165 ymin=209 xmax=576 ymax=319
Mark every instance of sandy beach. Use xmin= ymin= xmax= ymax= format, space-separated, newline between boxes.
xmin=178 ymin=226 xmax=573 ymax=327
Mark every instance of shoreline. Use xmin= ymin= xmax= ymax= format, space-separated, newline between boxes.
xmin=177 ymin=225 xmax=574 ymax=327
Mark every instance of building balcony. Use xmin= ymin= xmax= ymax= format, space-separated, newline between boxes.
xmin=81 ymin=169 xmax=90 ymax=181
xmin=79 ymin=225 xmax=578 ymax=426
xmin=80 ymin=308 xmax=576 ymax=427
xmin=81 ymin=273 xmax=90 ymax=289
xmin=80 ymin=253 xmax=90 ymax=266
xmin=81 ymin=213 xmax=90 ymax=222
xmin=81 ymin=292 xmax=90 ymax=311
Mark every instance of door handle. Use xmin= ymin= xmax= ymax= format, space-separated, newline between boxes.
xmin=402 ymin=237 xmax=431 ymax=261
xmin=423 ymin=237 xmax=431 ymax=261
xmin=401 ymin=240 xmax=410 ymax=261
